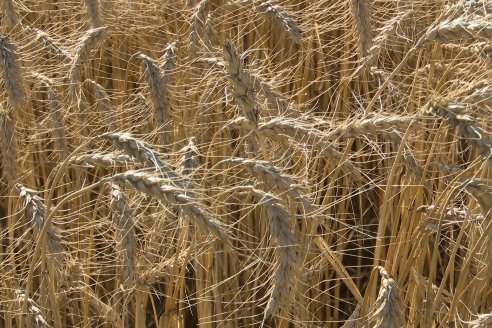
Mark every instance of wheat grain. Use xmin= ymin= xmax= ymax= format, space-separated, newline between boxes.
xmin=426 ymin=102 xmax=492 ymax=172
xmin=190 ymin=0 xmax=216 ymax=55
xmin=242 ymin=187 xmax=297 ymax=320
xmin=220 ymin=157 xmax=316 ymax=214
xmin=100 ymin=133 xmax=183 ymax=184
xmin=223 ymin=40 xmax=259 ymax=126
xmin=0 ymin=36 xmax=26 ymax=109
xmin=258 ymin=118 xmax=364 ymax=180
xmin=424 ymin=19 xmax=492 ymax=44
xmin=107 ymin=170 xmax=232 ymax=247
xmin=180 ymin=137 xmax=200 ymax=176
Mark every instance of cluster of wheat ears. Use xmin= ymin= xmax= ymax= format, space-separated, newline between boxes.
xmin=1 ymin=0 xmax=492 ymax=327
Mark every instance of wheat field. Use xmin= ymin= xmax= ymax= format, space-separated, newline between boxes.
xmin=1 ymin=0 xmax=492 ymax=327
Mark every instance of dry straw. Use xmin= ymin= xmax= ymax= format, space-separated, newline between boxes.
xmin=0 ymin=36 xmax=26 ymax=109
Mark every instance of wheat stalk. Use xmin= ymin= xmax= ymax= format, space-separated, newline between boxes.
xmin=0 ymin=36 xmax=26 ymax=109
xmin=107 ymin=170 xmax=232 ymax=247
xmin=0 ymin=107 xmax=17 ymax=184
xmin=69 ymin=26 xmax=108 ymax=99
xmin=138 ymin=53 xmax=172 ymax=146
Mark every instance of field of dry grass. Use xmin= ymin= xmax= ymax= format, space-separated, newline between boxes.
xmin=1 ymin=0 xmax=492 ymax=327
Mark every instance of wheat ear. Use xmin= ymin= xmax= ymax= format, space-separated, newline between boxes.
xmin=0 ymin=107 xmax=17 ymax=184
xmin=180 ymin=137 xmax=200 ymax=176
xmin=83 ymin=79 xmax=118 ymax=131
xmin=47 ymin=88 xmax=70 ymax=160
xmin=14 ymin=291 xmax=49 ymax=328
xmin=72 ymin=153 xmax=135 ymax=168
xmin=15 ymin=183 xmax=65 ymax=263
xmin=100 ymin=133 xmax=183 ymax=184
xmin=0 ymin=36 xmax=26 ymax=109
xmin=2 ymin=0 xmax=18 ymax=26
xmin=471 ymin=312 xmax=492 ymax=328
xmin=24 ymin=26 xmax=72 ymax=62
xmin=107 ymin=170 xmax=232 ymax=247
xmin=258 ymin=118 xmax=363 ymax=181
xmin=369 ymin=266 xmax=403 ymax=328
xmin=138 ymin=53 xmax=172 ymax=146
xmin=160 ymin=42 xmax=177 ymax=77
xmin=254 ymin=0 xmax=301 ymax=44
xmin=341 ymin=304 xmax=361 ymax=328
xmin=223 ymin=40 xmax=259 ymax=127
xmin=424 ymin=19 xmax=492 ymax=44
xmin=220 ymin=157 xmax=316 ymax=214
xmin=241 ymin=187 xmax=297 ymax=320
xmin=69 ymin=26 xmax=108 ymax=99
xmin=84 ymin=0 xmax=102 ymax=27
xmin=190 ymin=0 xmax=215 ymax=55
xmin=110 ymin=183 xmax=137 ymax=286
xmin=427 ymin=103 xmax=492 ymax=172
xmin=349 ymin=0 xmax=372 ymax=58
